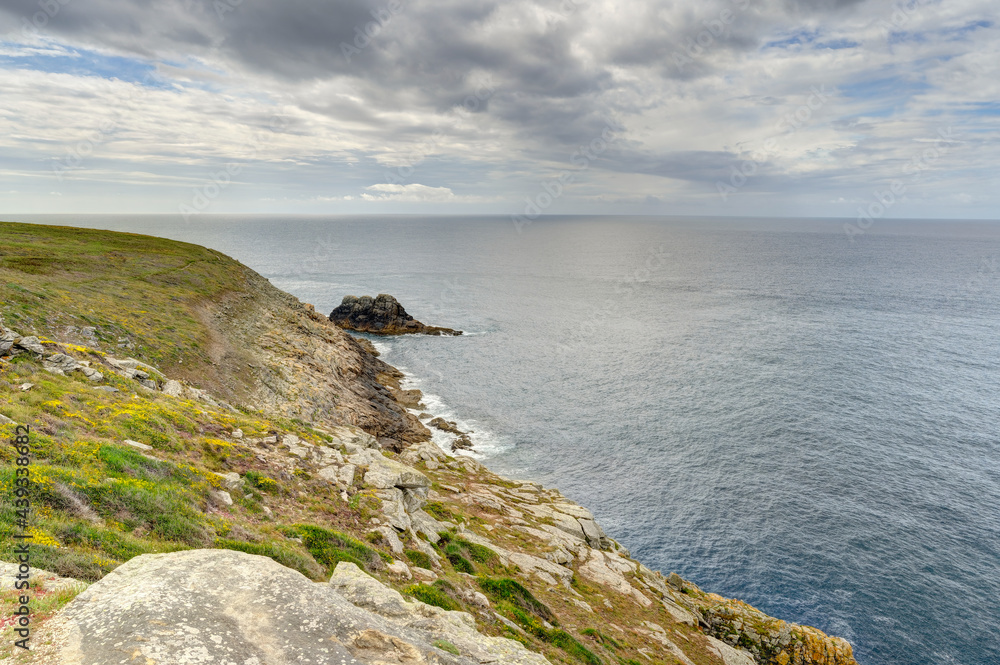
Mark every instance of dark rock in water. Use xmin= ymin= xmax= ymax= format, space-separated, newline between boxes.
xmin=330 ymin=294 xmax=461 ymax=336
xmin=451 ymin=434 xmax=474 ymax=451
xmin=430 ymin=417 xmax=462 ymax=435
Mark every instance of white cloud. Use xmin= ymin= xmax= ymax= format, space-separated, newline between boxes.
xmin=0 ymin=0 xmax=996 ymax=217
xmin=361 ymin=183 xmax=461 ymax=202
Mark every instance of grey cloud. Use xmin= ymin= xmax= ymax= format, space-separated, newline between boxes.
xmin=0 ymin=0 xmax=995 ymax=217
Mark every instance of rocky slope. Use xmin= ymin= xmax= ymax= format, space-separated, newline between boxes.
xmin=0 ymin=222 xmax=856 ymax=665
xmin=330 ymin=294 xmax=462 ymax=336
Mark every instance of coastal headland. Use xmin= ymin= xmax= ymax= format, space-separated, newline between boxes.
xmin=0 ymin=221 xmax=856 ymax=665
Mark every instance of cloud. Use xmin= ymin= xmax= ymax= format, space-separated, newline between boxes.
xmin=360 ymin=183 xmax=492 ymax=203
xmin=0 ymin=0 xmax=996 ymax=217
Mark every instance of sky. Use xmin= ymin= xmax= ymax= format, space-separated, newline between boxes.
xmin=0 ymin=0 xmax=997 ymax=219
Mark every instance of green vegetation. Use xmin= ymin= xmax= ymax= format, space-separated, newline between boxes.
xmin=0 ymin=577 xmax=87 ymax=660
xmin=244 ymin=470 xmax=279 ymax=493
xmin=444 ymin=541 xmax=476 ymax=574
xmin=457 ymin=538 xmax=499 ymax=566
xmin=501 ymin=604 xmax=603 ymax=665
xmin=404 ymin=582 xmax=459 ymax=611
xmin=477 ymin=576 xmax=555 ymax=622
xmin=214 ymin=538 xmax=322 ymax=579
xmin=404 ymin=549 xmax=433 ymax=569
xmin=581 ymin=628 xmax=625 ymax=650
xmin=0 ymin=221 xmax=256 ymax=387
xmin=288 ymin=524 xmax=389 ymax=573
xmin=432 ymin=639 xmax=460 ymax=656
xmin=435 ymin=532 xmax=501 ymax=575
xmin=548 ymin=630 xmax=604 ymax=665
xmin=424 ymin=500 xmax=461 ymax=522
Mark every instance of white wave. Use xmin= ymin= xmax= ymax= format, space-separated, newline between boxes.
xmin=398 ymin=374 xmax=510 ymax=459
xmin=367 ymin=339 xmax=509 ymax=458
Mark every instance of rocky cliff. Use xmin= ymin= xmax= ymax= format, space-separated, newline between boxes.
xmin=0 ymin=222 xmax=856 ymax=665
xmin=330 ymin=294 xmax=462 ymax=336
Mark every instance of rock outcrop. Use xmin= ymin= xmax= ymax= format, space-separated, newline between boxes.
xmin=330 ymin=294 xmax=462 ymax=336
xmin=42 ymin=549 xmax=547 ymax=665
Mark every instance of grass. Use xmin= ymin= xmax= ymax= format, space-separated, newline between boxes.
xmin=502 ymin=604 xmax=604 ymax=665
xmin=477 ymin=576 xmax=555 ymax=623
xmin=55 ymin=522 xmax=189 ymax=563
xmin=244 ymin=470 xmax=280 ymax=493
xmin=424 ymin=500 xmax=461 ymax=522
xmin=581 ymin=628 xmax=625 ymax=650
xmin=214 ymin=537 xmax=323 ymax=579
xmin=404 ymin=582 xmax=459 ymax=611
xmin=457 ymin=537 xmax=500 ymax=566
xmin=0 ymin=221 xmax=257 ymax=398
xmin=404 ymin=549 xmax=433 ymax=569
xmin=435 ymin=532 xmax=501 ymax=575
xmin=0 ymin=329 xmax=380 ymax=586
xmin=289 ymin=524 xmax=389 ymax=574
xmin=444 ymin=542 xmax=476 ymax=574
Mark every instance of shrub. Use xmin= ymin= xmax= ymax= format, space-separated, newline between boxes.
xmin=404 ymin=583 xmax=458 ymax=611
xmin=581 ymin=628 xmax=624 ymax=650
xmin=502 ymin=605 xmax=602 ymax=665
xmin=457 ymin=538 xmax=499 ymax=567
xmin=549 ymin=630 xmax=603 ymax=665
xmin=291 ymin=524 xmax=388 ymax=573
xmin=424 ymin=501 xmax=460 ymax=522
xmin=97 ymin=445 xmax=165 ymax=478
xmin=444 ymin=543 xmax=475 ymax=574
xmin=79 ymin=478 xmax=209 ymax=546
xmin=404 ymin=549 xmax=433 ymax=569
xmin=56 ymin=522 xmax=188 ymax=562
xmin=19 ymin=545 xmax=119 ymax=582
xmin=477 ymin=576 xmax=555 ymax=622
xmin=214 ymin=537 xmax=323 ymax=580
xmin=244 ymin=470 xmax=279 ymax=493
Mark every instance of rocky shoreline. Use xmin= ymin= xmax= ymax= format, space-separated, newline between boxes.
xmin=0 ymin=315 xmax=856 ymax=665
xmin=0 ymin=222 xmax=857 ymax=665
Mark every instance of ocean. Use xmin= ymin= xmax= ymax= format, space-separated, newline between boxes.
xmin=9 ymin=214 xmax=1000 ymax=665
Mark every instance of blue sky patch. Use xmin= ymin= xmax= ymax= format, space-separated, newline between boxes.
xmin=764 ymin=29 xmax=820 ymax=49
xmin=815 ymin=39 xmax=859 ymax=50
xmin=0 ymin=41 xmax=164 ymax=87
xmin=839 ymin=75 xmax=930 ymax=102
xmin=955 ymin=102 xmax=1000 ymax=117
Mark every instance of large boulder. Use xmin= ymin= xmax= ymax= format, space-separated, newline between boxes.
xmin=364 ymin=456 xmax=431 ymax=490
xmin=14 ymin=335 xmax=45 ymax=355
xmin=330 ymin=294 xmax=461 ymax=336
xmin=330 ymin=562 xmax=548 ymax=664
xmin=0 ymin=328 xmax=17 ymax=354
xmin=44 ymin=549 xmax=548 ymax=665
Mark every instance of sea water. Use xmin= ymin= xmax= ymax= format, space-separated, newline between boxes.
xmin=10 ymin=214 xmax=1000 ymax=665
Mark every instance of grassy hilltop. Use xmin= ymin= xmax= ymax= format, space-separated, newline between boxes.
xmin=0 ymin=222 xmax=857 ymax=665
xmin=0 ymin=221 xmax=256 ymax=389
